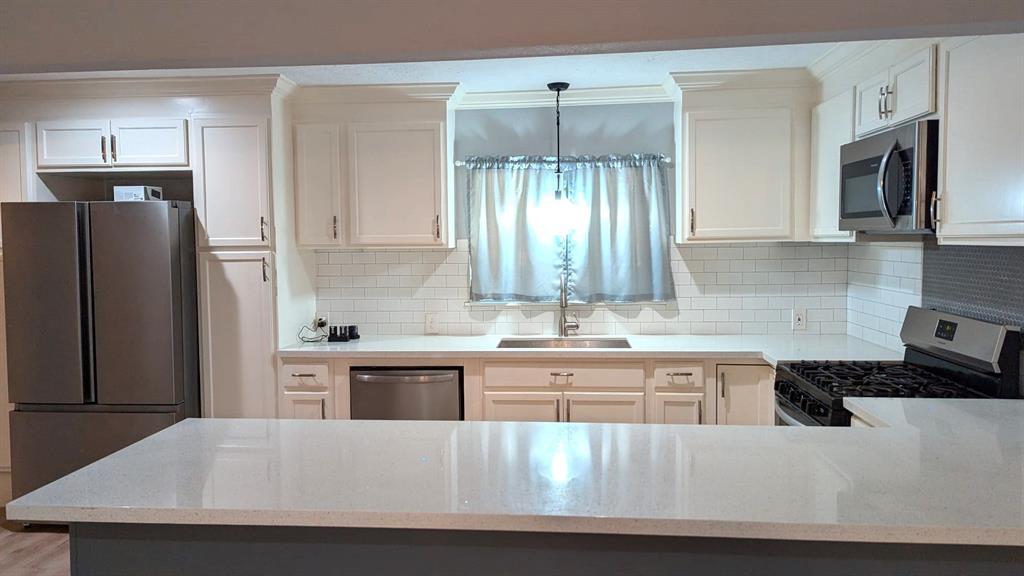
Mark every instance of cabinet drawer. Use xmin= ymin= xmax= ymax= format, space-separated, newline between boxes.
xmin=483 ymin=362 xmax=644 ymax=389
xmin=280 ymin=362 xmax=330 ymax=391
xmin=653 ymin=363 xmax=705 ymax=389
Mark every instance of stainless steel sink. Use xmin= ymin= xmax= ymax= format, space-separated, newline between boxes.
xmin=497 ymin=338 xmax=631 ymax=349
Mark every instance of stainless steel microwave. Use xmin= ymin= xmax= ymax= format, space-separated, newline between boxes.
xmin=839 ymin=119 xmax=938 ymax=234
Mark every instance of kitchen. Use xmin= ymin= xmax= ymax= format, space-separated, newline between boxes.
xmin=1 ymin=2 xmax=1023 ymax=574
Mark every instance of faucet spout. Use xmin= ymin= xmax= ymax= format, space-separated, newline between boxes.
xmin=558 ymin=273 xmax=580 ymax=337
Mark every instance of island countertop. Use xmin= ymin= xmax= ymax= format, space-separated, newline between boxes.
xmin=8 ymin=398 xmax=1024 ymax=547
xmin=278 ymin=334 xmax=903 ymax=366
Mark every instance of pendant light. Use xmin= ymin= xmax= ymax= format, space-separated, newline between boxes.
xmin=547 ymin=82 xmax=569 ymax=199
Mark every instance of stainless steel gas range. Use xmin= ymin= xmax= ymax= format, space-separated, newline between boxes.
xmin=774 ymin=306 xmax=1022 ymax=426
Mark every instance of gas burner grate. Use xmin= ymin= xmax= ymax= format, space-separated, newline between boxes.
xmin=783 ymin=361 xmax=988 ymax=399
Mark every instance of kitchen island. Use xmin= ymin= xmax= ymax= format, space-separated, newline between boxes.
xmin=7 ymin=399 xmax=1024 ymax=575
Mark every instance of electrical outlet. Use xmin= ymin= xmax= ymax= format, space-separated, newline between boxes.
xmin=424 ymin=313 xmax=440 ymax=335
xmin=792 ymin=308 xmax=807 ymax=331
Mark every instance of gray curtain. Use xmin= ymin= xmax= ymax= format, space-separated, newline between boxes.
xmin=466 ymin=154 xmax=674 ymax=304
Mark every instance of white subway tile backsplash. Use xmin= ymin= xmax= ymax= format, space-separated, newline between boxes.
xmin=313 ymin=241 xmax=854 ymax=337
xmin=846 ymin=242 xmax=923 ymax=350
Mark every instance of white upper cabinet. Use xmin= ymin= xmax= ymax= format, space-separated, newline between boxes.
xmin=290 ymin=84 xmax=458 ymax=249
xmin=854 ymin=71 xmax=890 ymax=137
xmin=854 ymin=45 xmax=936 ymax=137
xmin=294 ymin=123 xmax=342 ymax=247
xmin=0 ymin=123 xmax=28 ymax=246
xmin=347 ymin=121 xmax=445 ymax=246
xmin=109 ymin=118 xmax=188 ymax=166
xmin=36 ymin=120 xmax=110 ymax=167
xmin=36 ymin=118 xmax=188 ymax=168
xmin=198 ymin=251 xmax=276 ymax=418
xmin=671 ymin=70 xmax=813 ymax=243
xmin=192 ymin=116 xmax=271 ymax=248
xmin=685 ymin=108 xmax=793 ymax=241
xmin=810 ymin=90 xmax=856 ymax=242
xmin=937 ymin=34 xmax=1024 ymax=245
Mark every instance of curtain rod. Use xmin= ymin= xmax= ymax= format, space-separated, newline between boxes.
xmin=454 ymin=155 xmax=672 ymax=167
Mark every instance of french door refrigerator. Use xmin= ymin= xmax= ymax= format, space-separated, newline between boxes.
xmin=2 ymin=201 xmax=199 ymax=498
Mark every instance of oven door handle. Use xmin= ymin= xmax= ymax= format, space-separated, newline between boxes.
xmin=875 ymin=140 xmax=898 ymax=229
xmin=775 ymin=403 xmax=807 ymax=427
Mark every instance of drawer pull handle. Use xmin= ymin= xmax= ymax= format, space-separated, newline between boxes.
xmin=667 ymin=372 xmax=693 ymax=378
xmin=291 ymin=373 xmax=318 ymax=378
xmin=550 ymin=372 xmax=574 ymax=377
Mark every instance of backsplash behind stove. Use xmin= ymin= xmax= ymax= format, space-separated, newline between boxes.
xmin=922 ymin=238 xmax=1024 ymax=328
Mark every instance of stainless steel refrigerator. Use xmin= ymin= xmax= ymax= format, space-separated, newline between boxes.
xmin=2 ymin=201 xmax=199 ymax=498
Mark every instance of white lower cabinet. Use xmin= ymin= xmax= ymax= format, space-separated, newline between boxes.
xmin=199 ymin=251 xmax=276 ymax=418
xmin=716 ymin=364 xmax=775 ymax=426
xmin=483 ymin=391 xmax=562 ymax=422
xmin=279 ymin=362 xmax=333 ymax=420
xmin=564 ymin=392 xmax=644 ymax=424
xmin=652 ymin=393 xmax=704 ymax=425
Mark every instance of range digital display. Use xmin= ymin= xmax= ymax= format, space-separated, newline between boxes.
xmin=935 ymin=319 xmax=958 ymax=342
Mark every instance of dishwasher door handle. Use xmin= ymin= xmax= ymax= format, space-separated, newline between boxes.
xmin=353 ymin=373 xmax=456 ymax=384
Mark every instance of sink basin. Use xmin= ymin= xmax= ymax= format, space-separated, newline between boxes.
xmin=497 ymin=338 xmax=631 ymax=349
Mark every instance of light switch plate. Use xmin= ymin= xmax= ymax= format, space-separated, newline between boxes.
xmin=424 ymin=313 xmax=440 ymax=334
xmin=792 ymin=308 xmax=807 ymax=331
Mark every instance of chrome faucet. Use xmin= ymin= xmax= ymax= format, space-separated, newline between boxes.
xmin=559 ymin=273 xmax=580 ymax=337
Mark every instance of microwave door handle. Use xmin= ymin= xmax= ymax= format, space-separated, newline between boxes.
xmin=876 ymin=141 xmax=898 ymax=229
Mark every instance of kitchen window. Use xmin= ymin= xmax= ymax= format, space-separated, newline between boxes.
xmin=466 ymin=154 xmax=674 ymax=303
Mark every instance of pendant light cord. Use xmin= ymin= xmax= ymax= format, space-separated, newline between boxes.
xmin=555 ymin=87 xmax=562 ymax=195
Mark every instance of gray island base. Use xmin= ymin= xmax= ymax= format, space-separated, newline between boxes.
xmin=70 ymin=523 xmax=1022 ymax=576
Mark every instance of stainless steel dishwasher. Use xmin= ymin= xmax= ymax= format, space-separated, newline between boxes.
xmin=349 ymin=368 xmax=463 ymax=421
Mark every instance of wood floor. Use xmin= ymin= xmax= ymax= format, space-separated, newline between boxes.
xmin=0 ymin=472 xmax=70 ymax=576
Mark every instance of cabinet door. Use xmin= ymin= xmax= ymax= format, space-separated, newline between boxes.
xmin=717 ymin=364 xmax=774 ymax=426
xmin=110 ymin=118 xmax=188 ymax=166
xmin=294 ymin=123 xmax=342 ymax=246
xmin=0 ymin=124 xmax=27 ymax=247
xmin=564 ymin=392 xmax=644 ymax=424
xmin=282 ymin=396 xmax=328 ymax=419
xmin=938 ymin=34 xmax=1024 ymax=245
xmin=685 ymin=108 xmax=792 ymax=240
xmin=888 ymin=45 xmax=936 ymax=126
xmin=483 ymin=391 xmax=561 ymax=422
xmin=192 ymin=117 xmax=271 ymax=247
xmin=854 ymin=70 xmax=890 ymax=137
xmin=36 ymin=119 xmax=110 ymax=167
xmin=199 ymin=251 xmax=276 ymax=417
xmin=810 ymin=91 xmax=856 ymax=241
xmin=347 ymin=121 xmax=444 ymax=246
xmin=652 ymin=392 xmax=703 ymax=425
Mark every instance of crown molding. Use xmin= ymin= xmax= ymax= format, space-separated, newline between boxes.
xmin=456 ymin=85 xmax=674 ymax=110
xmin=0 ymin=75 xmax=289 ymax=100
xmin=807 ymin=41 xmax=886 ymax=81
xmin=291 ymin=83 xmax=461 ymax=105
xmin=668 ymin=68 xmax=817 ymax=92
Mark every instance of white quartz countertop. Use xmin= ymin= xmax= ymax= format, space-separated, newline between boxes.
xmin=278 ymin=334 xmax=902 ymax=366
xmin=9 ymin=398 xmax=1024 ymax=546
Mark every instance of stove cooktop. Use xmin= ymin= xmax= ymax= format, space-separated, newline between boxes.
xmin=782 ymin=360 xmax=989 ymax=399
xmin=774 ymin=360 xmax=990 ymax=426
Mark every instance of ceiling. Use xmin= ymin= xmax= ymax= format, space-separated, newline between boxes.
xmin=2 ymin=0 xmax=1021 ymax=76
xmin=0 ymin=43 xmax=837 ymax=92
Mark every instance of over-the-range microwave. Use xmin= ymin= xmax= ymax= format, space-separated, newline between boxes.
xmin=839 ymin=119 xmax=938 ymax=234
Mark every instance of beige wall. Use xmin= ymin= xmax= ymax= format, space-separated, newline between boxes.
xmin=2 ymin=0 xmax=1022 ymax=74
